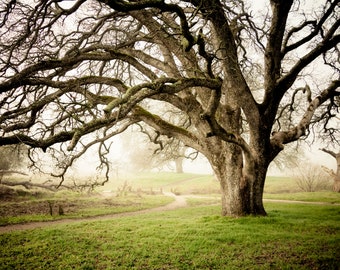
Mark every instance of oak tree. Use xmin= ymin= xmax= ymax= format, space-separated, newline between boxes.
xmin=0 ymin=0 xmax=339 ymax=216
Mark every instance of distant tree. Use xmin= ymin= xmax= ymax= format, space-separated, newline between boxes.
xmin=0 ymin=145 xmax=26 ymax=172
xmin=138 ymin=125 xmax=198 ymax=173
xmin=121 ymin=125 xmax=193 ymax=173
xmin=0 ymin=146 xmax=16 ymax=172
xmin=0 ymin=0 xmax=339 ymax=216
xmin=119 ymin=128 xmax=156 ymax=172
xmin=320 ymin=148 xmax=340 ymax=192
xmin=0 ymin=145 xmax=33 ymax=189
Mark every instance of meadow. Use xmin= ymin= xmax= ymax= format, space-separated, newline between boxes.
xmin=0 ymin=172 xmax=339 ymax=269
xmin=0 ymin=203 xmax=339 ymax=269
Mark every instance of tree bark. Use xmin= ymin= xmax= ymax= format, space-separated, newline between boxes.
xmin=209 ymin=142 xmax=267 ymax=216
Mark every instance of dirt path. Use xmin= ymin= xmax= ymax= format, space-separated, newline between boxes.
xmin=264 ymin=199 xmax=340 ymax=205
xmin=0 ymin=192 xmax=187 ymax=234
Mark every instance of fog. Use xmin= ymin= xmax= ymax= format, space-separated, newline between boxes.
xmin=59 ymin=136 xmax=337 ymax=181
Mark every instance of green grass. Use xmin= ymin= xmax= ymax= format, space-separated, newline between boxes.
xmin=0 ymin=202 xmax=339 ymax=269
xmin=264 ymin=191 xmax=340 ymax=204
xmin=264 ymin=176 xmax=300 ymax=193
xmin=97 ymin=172 xmax=220 ymax=194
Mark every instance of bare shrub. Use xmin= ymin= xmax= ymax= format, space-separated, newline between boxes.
xmin=293 ymin=164 xmax=332 ymax=192
xmin=116 ymin=181 xmax=133 ymax=197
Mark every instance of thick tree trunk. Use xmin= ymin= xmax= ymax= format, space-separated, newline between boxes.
xmin=249 ymin=165 xmax=267 ymax=216
xmin=210 ymin=144 xmax=267 ymax=217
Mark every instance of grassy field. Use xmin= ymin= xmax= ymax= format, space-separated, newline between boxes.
xmin=1 ymin=172 xmax=340 ymax=269
xmin=0 ymin=202 xmax=339 ymax=269
xmin=97 ymin=172 xmax=220 ymax=195
xmin=1 ymin=172 xmax=339 ymax=226
xmin=98 ymin=172 xmax=334 ymax=195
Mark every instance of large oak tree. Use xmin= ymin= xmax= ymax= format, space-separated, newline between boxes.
xmin=0 ymin=0 xmax=339 ymax=216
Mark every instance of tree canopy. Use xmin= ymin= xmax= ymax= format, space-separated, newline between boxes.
xmin=0 ymin=0 xmax=339 ymax=216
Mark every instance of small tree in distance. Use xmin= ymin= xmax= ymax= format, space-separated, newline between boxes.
xmin=121 ymin=126 xmax=195 ymax=173
xmin=0 ymin=145 xmax=26 ymax=173
xmin=0 ymin=0 xmax=339 ymax=216
xmin=0 ymin=145 xmax=32 ymax=189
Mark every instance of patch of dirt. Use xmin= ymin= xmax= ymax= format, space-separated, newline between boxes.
xmin=0 ymin=185 xmax=147 ymax=218
xmin=0 ymin=198 xmax=132 ymax=218
xmin=1 ymin=200 xmax=54 ymax=216
xmin=0 ymin=186 xmax=44 ymax=202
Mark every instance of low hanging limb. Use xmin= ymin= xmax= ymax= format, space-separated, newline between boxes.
xmin=0 ymin=170 xmax=57 ymax=191
xmin=1 ymin=179 xmax=57 ymax=191
xmin=0 ymin=170 xmax=28 ymax=177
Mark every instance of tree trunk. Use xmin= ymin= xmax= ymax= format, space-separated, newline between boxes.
xmin=333 ymin=178 xmax=340 ymax=193
xmin=210 ymin=143 xmax=267 ymax=216
xmin=206 ymin=80 xmax=267 ymax=216
xmin=175 ymin=157 xmax=184 ymax=174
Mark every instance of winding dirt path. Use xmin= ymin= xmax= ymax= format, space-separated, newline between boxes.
xmin=0 ymin=192 xmax=187 ymax=234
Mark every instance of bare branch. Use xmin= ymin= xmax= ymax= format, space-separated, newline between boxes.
xmin=320 ymin=148 xmax=337 ymax=158
xmin=271 ymin=80 xmax=340 ymax=149
xmin=0 ymin=0 xmax=338 ymax=215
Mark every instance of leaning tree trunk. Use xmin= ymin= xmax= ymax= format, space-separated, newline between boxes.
xmin=320 ymin=149 xmax=340 ymax=192
xmin=333 ymin=152 xmax=340 ymax=192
